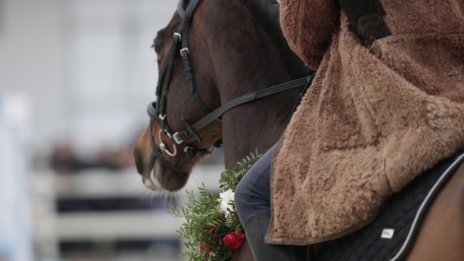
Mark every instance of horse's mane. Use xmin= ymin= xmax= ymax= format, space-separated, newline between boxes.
xmin=178 ymin=0 xmax=310 ymax=77
xmin=244 ymin=0 xmax=311 ymax=78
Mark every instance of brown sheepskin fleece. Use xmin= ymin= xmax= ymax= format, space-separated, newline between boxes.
xmin=279 ymin=0 xmax=339 ymax=69
xmin=268 ymin=0 xmax=464 ymax=245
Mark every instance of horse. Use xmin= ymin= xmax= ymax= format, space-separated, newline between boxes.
xmin=133 ymin=0 xmax=464 ymax=260
xmin=133 ymin=0 xmax=309 ymax=191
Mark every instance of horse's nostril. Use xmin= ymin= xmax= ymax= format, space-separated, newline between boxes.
xmin=142 ymin=170 xmax=164 ymax=192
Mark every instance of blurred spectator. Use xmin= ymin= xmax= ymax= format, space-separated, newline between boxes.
xmin=49 ymin=140 xmax=132 ymax=174
xmin=0 ymin=90 xmax=33 ymax=261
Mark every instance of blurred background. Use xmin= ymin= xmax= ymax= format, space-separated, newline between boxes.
xmin=0 ymin=0 xmax=224 ymax=260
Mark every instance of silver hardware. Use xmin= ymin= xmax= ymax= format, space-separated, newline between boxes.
xmin=158 ymin=129 xmax=177 ymax=157
xmin=163 ymin=129 xmax=172 ymax=138
xmin=158 ymin=114 xmax=166 ymax=120
xmin=180 ymin=48 xmax=190 ymax=56
xmin=173 ymin=32 xmax=182 ymax=41
xmin=381 ymin=228 xmax=395 ymax=239
xmin=172 ymin=132 xmax=184 ymax=145
xmin=159 ymin=142 xmax=166 ymax=151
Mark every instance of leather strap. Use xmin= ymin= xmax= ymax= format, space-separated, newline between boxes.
xmin=170 ymin=75 xmax=313 ymax=144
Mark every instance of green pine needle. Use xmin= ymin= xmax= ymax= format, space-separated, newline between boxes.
xmin=175 ymin=151 xmax=261 ymax=261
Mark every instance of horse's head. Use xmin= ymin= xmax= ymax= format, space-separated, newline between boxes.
xmin=134 ymin=0 xmax=311 ymax=192
xmin=133 ymin=0 xmax=222 ymax=192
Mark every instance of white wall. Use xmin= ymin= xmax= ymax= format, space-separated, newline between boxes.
xmin=0 ymin=0 xmax=67 ymax=150
xmin=0 ymin=0 xmax=177 ymax=154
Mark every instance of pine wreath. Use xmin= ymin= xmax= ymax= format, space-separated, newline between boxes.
xmin=174 ymin=151 xmax=261 ymax=261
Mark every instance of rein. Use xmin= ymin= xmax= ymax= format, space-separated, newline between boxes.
xmin=148 ymin=75 xmax=312 ymax=145
xmin=146 ymin=0 xmax=313 ymax=171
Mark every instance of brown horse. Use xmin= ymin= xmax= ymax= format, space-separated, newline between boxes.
xmin=133 ymin=0 xmax=464 ymax=260
xmin=133 ymin=0 xmax=309 ymax=192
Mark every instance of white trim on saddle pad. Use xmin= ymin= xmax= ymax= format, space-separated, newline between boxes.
xmin=390 ymin=152 xmax=464 ymax=261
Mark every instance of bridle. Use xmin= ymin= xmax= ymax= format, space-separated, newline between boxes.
xmin=146 ymin=0 xmax=314 ymax=173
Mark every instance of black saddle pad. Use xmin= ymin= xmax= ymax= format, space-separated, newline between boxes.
xmin=315 ymin=152 xmax=464 ymax=261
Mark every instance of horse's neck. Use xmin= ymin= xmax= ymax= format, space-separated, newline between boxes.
xmin=202 ymin=1 xmax=307 ymax=168
xmin=221 ymin=95 xmax=299 ymax=168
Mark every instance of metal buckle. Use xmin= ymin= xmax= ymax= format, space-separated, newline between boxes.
xmin=172 ymin=132 xmax=184 ymax=145
xmin=180 ymin=48 xmax=190 ymax=56
xmin=158 ymin=114 xmax=166 ymax=120
xmin=173 ymin=32 xmax=182 ymax=41
xmin=158 ymin=129 xmax=177 ymax=157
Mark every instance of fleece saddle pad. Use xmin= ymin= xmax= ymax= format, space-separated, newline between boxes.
xmin=315 ymin=151 xmax=464 ymax=261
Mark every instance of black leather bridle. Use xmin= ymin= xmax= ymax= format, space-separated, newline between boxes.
xmin=146 ymin=0 xmax=313 ymax=173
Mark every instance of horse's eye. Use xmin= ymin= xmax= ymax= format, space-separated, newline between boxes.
xmin=153 ymin=35 xmax=165 ymax=55
xmin=153 ymin=28 xmax=168 ymax=55
xmin=154 ymin=44 xmax=161 ymax=54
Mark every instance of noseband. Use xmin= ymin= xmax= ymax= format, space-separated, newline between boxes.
xmin=146 ymin=0 xmax=314 ymax=174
